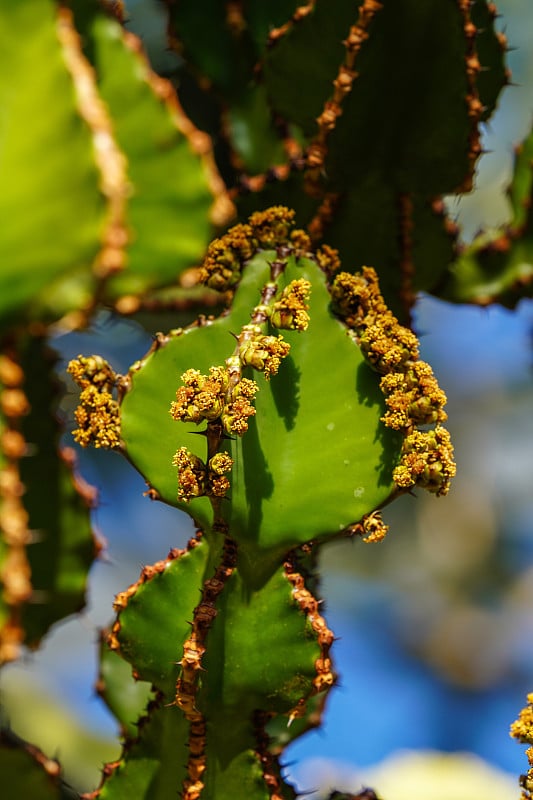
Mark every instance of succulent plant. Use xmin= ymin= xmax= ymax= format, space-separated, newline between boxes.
xmin=0 ymin=1 xmax=531 ymax=797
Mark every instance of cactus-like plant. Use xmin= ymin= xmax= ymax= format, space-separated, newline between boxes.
xmin=0 ymin=1 xmax=532 ymax=797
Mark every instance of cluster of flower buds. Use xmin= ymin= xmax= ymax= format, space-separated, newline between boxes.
xmin=315 ymin=244 xmax=341 ymax=277
xmin=172 ymin=447 xmax=234 ymax=503
xmin=510 ymin=693 xmax=533 ymax=798
xmin=170 ymin=366 xmax=258 ymax=438
xmin=197 ymin=205 xmax=320 ymax=300
xmin=248 ymin=206 xmax=296 ymax=248
xmin=170 ymin=363 xmax=257 ymax=502
xmin=346 ymin=509 xmax=389 ymax=544
xmin=67 ymin=356 xmax=120 ymax=449
xmin=331 ymin=268 xmax=419 ymax=372
xmin=359 ymin=318 xmax=419 ymax=373
xmin=330 ymin=266 xmax=384 ymax=328
xmin=267 ymin=278 xmax=311 ymax=332
xmin=172 ymin=209 xmax=314 ymax=505
xmin=392 ymin=426 xmax=456 ymax=497
xmin=331 ymin=266 xmax=455 ymax=496
xmin=379 ymin=362 xmax=448 ymax=431
xmin=361 ymin=510 xmax=389 ymax=543
xmin=197 ymin=206 xmax=298 ymax=292
xmin=238 ymin=325 xmax=291 ymax=380
xmin=198 ymin=223 xmax=255 ymax=291
xmin=170 ymin=367 xmax=228 ymax=425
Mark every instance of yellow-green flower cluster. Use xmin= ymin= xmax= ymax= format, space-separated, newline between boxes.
xmin=380 ymin=362 xmax=448 ymax=431
xmin=331 ymin=267 xmax=418 ymax=372
xmin=268 ymin=279 xmax=311 ymax=332
xmin=239 ymin=326 xmax=291 ymax=380
xmin=173 ymin=447 xmax=206 ymax=503
xmin=315 ymin=244 xmax=341 ymax=277
xmin=361 ymin=510 xmax=389 ymax=544
xmin=510 ymin=694 xmax=533 ymax=800
xmin=511 ymin=694 xmax=533 ymax=744
xmin=172 ymin=447 xmax=234 ymax=503
xmin=392 ymin=426 xmax=456 ymax=496
xmin=198 ymin=223 xmax=255 ymax=291
xmin=172 ymin=208 xmax=314 ymax=506
xmin=197 ymin=206 xmax=311 ymax=293
xmin=170 ymin=367 xmax=228 ymax=424
xmin=221 ymin=378 xmax=258 ymax=436
xmin=208 ymin=452 xmax=234 ymax=498
xmin=67 ymin=356 xmax=120 ymax=449
xmin=170 ymin=366 xmax=258 ymax=437
xmin=248 ymin=206 xmax=296 ymax=249
xmin=331 ymin=267 xmax=455 ymax=496
xmin=330 ymin=266 xmax=385 ymax=329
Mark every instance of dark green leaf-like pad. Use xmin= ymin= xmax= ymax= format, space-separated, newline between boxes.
xmin=471 ymin=0 xmax=509 ymax=122
xmin=112 ymin=542 xmax=319 ymax=710
xmin=98 ymin=703 xmax=273 ymax=800
xmin=252 ymin=0 xmax=508 ymax=314
xmin=322 ymin=189 xmax=459 ymax=317
xmin=97 ymin=704 xmax=189 ymax=800
xmin=71 ymin=6 xmax=217 ymax=298
xmin=264 ymin=0 xmax=473 ymax=194
xmin=225 ymin=85 xmax=288 ymax=175
xmin=165 ymin=0 xmax=300 ymax=96
xmin=326 ymin=1 xmax=471 ymax=195
xmin=164 ymin=0 xmax=255 ymax=97
xmin=19 ymin=340 xmax=97 ymax=647
xmin=121 ymin=252 xmax=400 ymax=571
xmin=201 ymin=737 xmax=275 ymax=800
xmin=97 ymin=639 xmax=153 ymax=739
xmin=264 ymin=0 xmax=354 ymax=137
xmin=201 ymin=566 xmax=319 ymax=715
xmin=106 ymin=548 xmax=319 ymax=799
xmin=0 ymin=729 xmax=77 ymax=799
xmin=443 ymin=123 xmax=533 ymax=307
xmin=114 ymin=540 xmax=210 ymax=698
xmin=109 ymin=541 xmax=321 ymax=798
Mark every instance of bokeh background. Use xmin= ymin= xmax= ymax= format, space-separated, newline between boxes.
xmin=2 ymin=1 xmax=533 ymax=797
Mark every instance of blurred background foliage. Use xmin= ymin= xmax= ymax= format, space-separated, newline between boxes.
xmin=2 ymin=0 xmax=533 ymax=798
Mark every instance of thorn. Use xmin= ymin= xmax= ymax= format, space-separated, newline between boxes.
xmin=143 ymin=485 xmax=161 ymax=501
xmin=279 ymin=758 xmax=297 ymax=768
xmin=152 ymin=331 xmax=170 ymax=349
